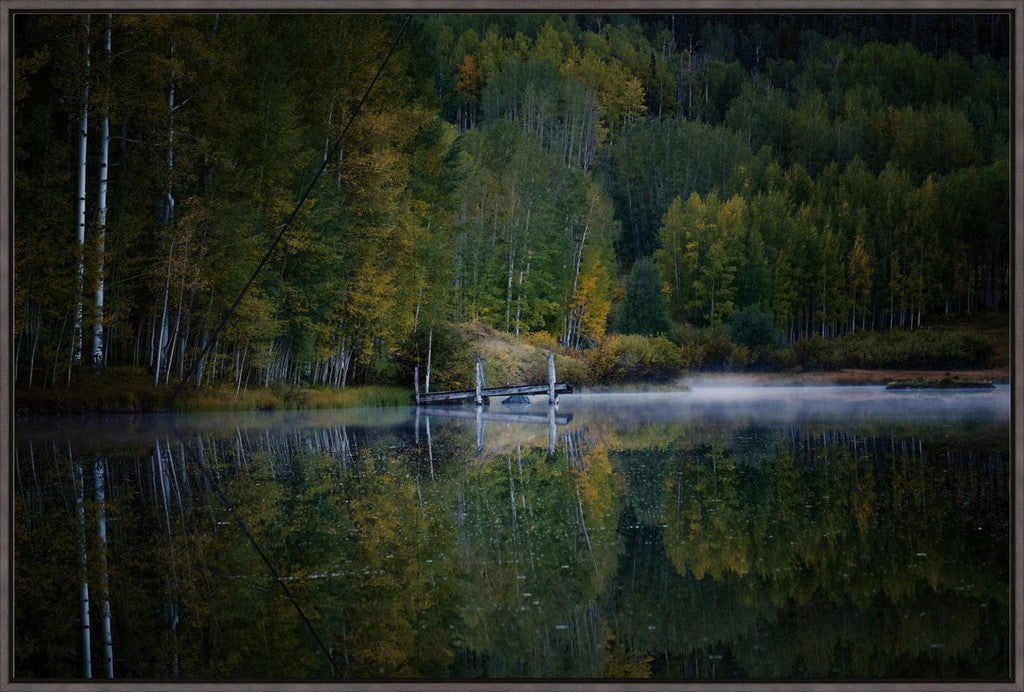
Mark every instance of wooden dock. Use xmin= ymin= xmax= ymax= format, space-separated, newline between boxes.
xmin=417 ymin=407 xmax=573 ymax=425
xmin=415 ymin=382 xmax=573 ymax=405
xmin=413 ymin=352 xmax=571 ymax=406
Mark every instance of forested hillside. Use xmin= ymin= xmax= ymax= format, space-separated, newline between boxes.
xmin=13 ymin=13 xmax=1011 ymax=392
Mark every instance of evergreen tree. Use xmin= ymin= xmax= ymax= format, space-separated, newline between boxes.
xmin=616 ymin=257 xmax=673 ymax=337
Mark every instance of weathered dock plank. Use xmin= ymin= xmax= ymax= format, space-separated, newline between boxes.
xmin=413 ymin=351 xmax=570 ymax=406
xmin=415 ymin=382 xmax=572 ymax=404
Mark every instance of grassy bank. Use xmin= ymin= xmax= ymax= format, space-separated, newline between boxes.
xmin=684 ymin=369 xmax=1008 ymax=387
xmin=15 ymin=314 xmax=1008 ymax=415
xmin=174 ymin=384 xmax=411 ymax=412
xmin=15 ymin=366 xmax=410 ymax=415
xmin=461 ymin=318 xmax=1006 ymax=389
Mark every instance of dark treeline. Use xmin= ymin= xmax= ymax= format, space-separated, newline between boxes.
xmin=13 ymin=13 xmax=1010 ymax=391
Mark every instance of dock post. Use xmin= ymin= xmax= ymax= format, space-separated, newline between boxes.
xmin=425 ymin=328 xmax=432 ymax=393
xmin=414 ymin=365 xmax=420 ymax=405
xmin=475 ymin=355 xmax=484 ymax=406
xmin=547 ymin=352 xmax=557 ymax=406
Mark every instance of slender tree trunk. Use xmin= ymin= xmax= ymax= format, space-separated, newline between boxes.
xmin=92 ymin=16 xmax=111 ymax=365
xmin=164 ymin=280 xmax=185 ymax=386
xmin=235 ymin=346 xmax=247 ymax=397
xmin=28 ymin=309 xmax=39 ymax=388
xmin=73 ymin=17 xmax=91 ymax=366
xmin=504 ymin=245 xmax=515 ymax=333
xmin=323 ymin=100 xmax=333 ymax=163
xmin=154 ymin=247 xmax=173 ymax=386
xmin=155 ymin=47 xmax=177 ymax=385
xmin=515 ymin=266 xmax=526 ymax=338
xmin=51 ymin=314 xmax=68 ymax=387
xmin=163 ymin=50 xmax=176 ymax=230
xmin=194 ymin=328 xmax=209 ymax=388
xmin=564 ymin=200 xmax=594 ymax=346
xmin=340 ymin=347 xmax=351 ymax=388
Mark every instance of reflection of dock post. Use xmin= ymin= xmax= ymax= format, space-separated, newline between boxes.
xmin=425 ymin=416 xmax=434 ymax=480
xmin=414 ymin=405 xmax=420 ymax=445
xmin=476 ymin=405 xmax=484 ymax=453
xmin=548 ymin=404 xmax=556 ymax=456
xmin=547 ymin=352 xmax=557 ymax=406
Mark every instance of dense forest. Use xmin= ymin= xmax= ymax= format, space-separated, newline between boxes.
xmin=13 ymin=13 xmax=1011 ymax=392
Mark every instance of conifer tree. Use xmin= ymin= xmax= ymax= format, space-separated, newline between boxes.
xmin=616 ymin=257 xmax=673 ymax=337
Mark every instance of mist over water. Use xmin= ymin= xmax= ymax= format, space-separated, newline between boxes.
xmin=558 ymin=384 xmax=1010 ymax=425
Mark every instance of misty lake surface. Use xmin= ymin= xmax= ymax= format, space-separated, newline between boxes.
xmin=14 ymin=385 xmax=1011 ymax=680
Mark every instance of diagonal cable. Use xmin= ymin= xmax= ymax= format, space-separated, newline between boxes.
xmin=168 ymin=15 xmax=412 ymax=407
xmin=178 ymin=432 xmax=341 ymax=676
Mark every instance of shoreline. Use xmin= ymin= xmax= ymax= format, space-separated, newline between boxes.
xmin=15 ymin=368 xmax=1010 ymax=416
xmin=680 ymin=369 xmax=1010 ymax=387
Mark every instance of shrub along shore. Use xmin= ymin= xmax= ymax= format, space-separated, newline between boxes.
xmin=14 ymin=315 xmax=1007 ymax=415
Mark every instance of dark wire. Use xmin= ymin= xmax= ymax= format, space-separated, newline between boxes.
xmin=180 ymin=433 xmax=342 ymax=677
xmin=167 ymin=15 xmax=412 ymax=407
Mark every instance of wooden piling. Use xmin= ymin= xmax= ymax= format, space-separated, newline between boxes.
xmin=547 ymin=352 xmax=557 ymax=405
xmin=475 ymin=355 xmax=484 ymax=406
xmin=414 ymin=365 xmax=420 ymax=405
xmin=425 ymin=328 xmax=432 ymax=393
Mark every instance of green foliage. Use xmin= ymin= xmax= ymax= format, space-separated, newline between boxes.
xmin=790 ymin=328 xmax=996 ymax=371
xmin=586 ymin=334 xmax=682 ymax=383
xmin=677 ymin=324 xmax=743 ymax=371
xmin=727 ymin=306 xmax=778 ymax=351
xmin=615 ymin=258 xmax=673 ymax=338
xmin=792 ymin=336 xmax=842 ymax=371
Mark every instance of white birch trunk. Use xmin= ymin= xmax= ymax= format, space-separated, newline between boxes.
xmin=164 ymin=281 xmax=185 ymax=385
xmin=163 ymin=50 xmax=176 ymax=229
xmin=154 ymin=49 xmax=178 ymax=383
xmin=235 ymin=346 xmax=247 ymax=397
xmin=340 ymin=346 xmax=351 ymax=389
xmin=564 ymin=200 xmax=593 ymax=347
xmin=92 ymin=16 xmax=111 ymax=365
xmin=503 ymin=196 xmax=519 ymax=332
xmin=74 ymin=17 xmax=91 ymax=366
xmin=154 ymin=250 xmax=172 ymax=385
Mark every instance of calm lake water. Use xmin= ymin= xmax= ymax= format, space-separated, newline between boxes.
xmin=13 ymin=385 xmax=1011 ymax=680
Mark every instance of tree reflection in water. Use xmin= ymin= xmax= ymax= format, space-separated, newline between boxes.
xmin=14 ymin=402 xmax=1009 ymax=679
